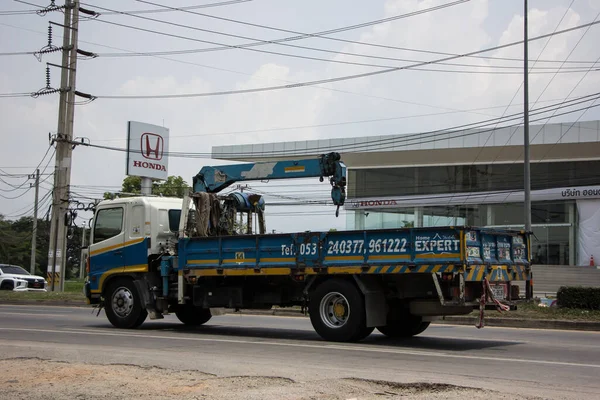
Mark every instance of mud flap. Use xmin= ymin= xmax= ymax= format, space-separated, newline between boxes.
xmin=352 ymin=275 xmax=386 ymax=328
xmin=133 ymin=279 xmax=163 ymax=320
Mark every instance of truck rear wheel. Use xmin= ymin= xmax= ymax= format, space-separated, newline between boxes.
xmin=104 ymin=279 xmax=148 ymax=329
xmin=175 ymin=305 xmax=212 ymax=326
xmin=377 ymin=320 xmax=430 ymax=338
xmin=309 ymin=279 xmax=373 ymax=342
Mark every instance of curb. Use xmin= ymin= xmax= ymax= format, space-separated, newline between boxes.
xmin=220 ymin=309 xmax=600 ymax=332
xmin=3 ymin=301 xmax=599 ymax=332
xmin=434 ymin=316 xmax=600 ymax=331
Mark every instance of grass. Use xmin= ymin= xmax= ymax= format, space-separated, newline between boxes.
xmin=64 ymin=279 xmax=85 ymax=293
xmin=466 ymin=300 xmax=600 ymax=322
xmin=0 ymin=279 xmax=87 ymax=303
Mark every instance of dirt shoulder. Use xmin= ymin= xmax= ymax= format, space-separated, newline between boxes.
xmin=0 ymin=358 xmax=540 ymax=400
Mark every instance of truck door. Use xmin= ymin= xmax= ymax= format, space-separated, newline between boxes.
xmin=123 ymin=204 xmax=147 ymax=269
xmin=89 ymin=206 xmax=125 ymax=291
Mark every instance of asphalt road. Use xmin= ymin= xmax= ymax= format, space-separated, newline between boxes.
xmin=0 ymin=304 xmax=599 ymax=399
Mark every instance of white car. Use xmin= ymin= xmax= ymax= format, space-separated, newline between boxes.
xmin=0 ymin=264 xmax=47 ymax=292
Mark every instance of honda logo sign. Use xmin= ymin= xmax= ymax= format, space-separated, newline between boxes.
xmin=141 ymin=133 xmax=164 ymax=160
xmin=127 ymin=121 xmax=169 ymax=180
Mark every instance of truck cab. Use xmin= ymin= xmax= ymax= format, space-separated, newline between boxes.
xmin=86 ymin=196 xmax=183 ymax=304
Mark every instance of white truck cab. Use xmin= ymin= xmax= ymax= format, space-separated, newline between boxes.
xmin=86 ymin=196 xmax=184 ymax=297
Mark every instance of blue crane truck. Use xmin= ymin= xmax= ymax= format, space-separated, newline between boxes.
xmin=84 ymin=152 xmax=532 ymax=342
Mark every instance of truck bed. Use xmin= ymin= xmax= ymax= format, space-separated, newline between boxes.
xmin=178 ymin=227 xmax=530 ymax=282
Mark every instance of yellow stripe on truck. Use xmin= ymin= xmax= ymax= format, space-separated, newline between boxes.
xmin=90 ymin=238 xmax=145 ymax=257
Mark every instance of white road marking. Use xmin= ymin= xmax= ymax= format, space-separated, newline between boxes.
xmin=0 ymin=304 xmax=77 ymax=311
xmin=0 ymin=312 xmax=71 ymax=317
xmin=0 ymin=326 xmax=598 ymax=370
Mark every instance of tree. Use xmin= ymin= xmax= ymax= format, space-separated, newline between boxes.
xmin=0 ymin=215 xmax=52 ymax=277
xmin=104 ymin=175 xmax=189 ymax=199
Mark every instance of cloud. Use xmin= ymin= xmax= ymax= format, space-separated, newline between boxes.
xmin=1 ymin=0 xmax=599 ymax=233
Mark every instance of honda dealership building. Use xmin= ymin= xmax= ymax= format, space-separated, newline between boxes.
xmin=213 ymin=120 xmax=600 ymax=266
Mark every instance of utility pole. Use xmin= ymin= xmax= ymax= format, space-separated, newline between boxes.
xmin=59 ymin=0 xmax=80 ymax=292
xmin=523 ymin=0 xmax=534 ymax=301
xmin=47 ymin=0 xmax=79 ymax=292
xmin=29 ymin=169 xmax=40 ymax=275
xmin=523 ymin=0 xmax=532 ymax=232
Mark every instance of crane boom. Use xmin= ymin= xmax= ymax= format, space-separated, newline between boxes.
xmin=192 ymin=152 xmax=346 ymax=215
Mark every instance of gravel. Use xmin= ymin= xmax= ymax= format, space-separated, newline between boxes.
xmin=0 ymin=358 xmax=540 ymax=400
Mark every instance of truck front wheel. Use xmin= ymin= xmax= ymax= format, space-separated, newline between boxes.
xmin=104 ymin=279 xmax=148 ymax=329
xmin=309 ymin=279 xmax=373 ymax=342
xmin=175 ymin=305 xmax=212 ymax=326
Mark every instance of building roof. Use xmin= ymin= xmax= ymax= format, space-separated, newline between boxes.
xmin=212 ymin=120 xmax=600 ymax=168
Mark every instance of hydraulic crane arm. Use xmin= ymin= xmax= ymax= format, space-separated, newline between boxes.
xmin=192 ymin=152 xmax=347 ymax=216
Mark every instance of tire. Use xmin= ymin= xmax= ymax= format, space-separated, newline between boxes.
xmin=377 ymin=321 xmax=430 ymax=338
xmin=104 ymin=279 xmax=148 ymax=329
xmin=309 ymin=279 xmax=371 ymax=342
xmin=175 ymin=305 xmax=212 ymax=326
xmin=1 ymin=281 xmax=14 ymax=290
xmin=376 ymin=303 xmax=430 ymax=338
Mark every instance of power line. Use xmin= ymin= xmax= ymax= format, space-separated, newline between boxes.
xmin=0 ymin=145 xmax=53 ymax=194
xmin=479 ymin=19 xmax=600 ymax=207
xmin=0 ymin=51 xmax=35 ymax=56
xmin=84 ymin=4 xmax=600 ymax=75
xmin=8 ymin=0 xmax=251 ymax=15
xmin=85 ymin=98 xmax=600 ymax=158
xmin=91 ymin=0 xmax=252 ymax=15
xmin=0 ymin=92 xmax=33 ymax=98
xmin=70 ymin=96 xmax=600 ymax=159
xmin=250 ymin=173 xmax=600 ymax=210
xmin=5 ymin=189 xmax=52 ymax=219
xmin=0 ymin=25 xmax=498 ymax=116
xmin=85 ymin=1 xmax=579 ymax=72
xmin=425 ymin=25 xmax=600 ymax=225
xmin=88 ymin=95 xmax=594 ymax=143
xmin=86 ymin=12 xmax=469 ymax=72
xmin=529 ymin=11 xmax=600 ymax=119
xmin=90 ymin=19 xmax=600 ymax=100
xmin=0 ymin=7 xmax=37 ymax=16
xmin=467 ymin=1 xmax=577 ymax=179
xmin=88 ymin=0 xmax=471 ymax=61
xmin=1 ymin=21 xmax=593 ymax=120
xmin=131 ymin=0 xmax=597 ymax=66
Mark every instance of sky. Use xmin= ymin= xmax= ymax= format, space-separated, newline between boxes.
xmin=1 ymin=0 xmax=599 ymax=233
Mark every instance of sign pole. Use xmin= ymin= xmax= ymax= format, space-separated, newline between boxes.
xmin=141 ymin=177 xmax=152 ymax=195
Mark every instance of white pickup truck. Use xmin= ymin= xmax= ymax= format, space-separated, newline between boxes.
xmin=0 ymin=264 xmax=47 ymax=291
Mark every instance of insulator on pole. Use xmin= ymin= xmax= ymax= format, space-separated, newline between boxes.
xmin=48 ymin=24 xmax=53 ymax=47
xmin=45 ymin=64 xmax=51 ymax=89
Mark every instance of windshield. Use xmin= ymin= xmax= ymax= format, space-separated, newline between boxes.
xmin=0 ymin=265 xmax=30 ymax=275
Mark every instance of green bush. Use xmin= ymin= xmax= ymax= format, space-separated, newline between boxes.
xmin=557 ymin=286 xmax=600 ymax=310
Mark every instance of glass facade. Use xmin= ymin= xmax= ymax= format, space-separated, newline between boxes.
xmin=347 ymin=201 xmax=576 ymax=265
xmin=345 ymin=158 xmax=600 ymax=265
xmin=348 ymin=160 xmax=600 ymax=198
xmin=345 ymin=159 xmax=600 ymax=265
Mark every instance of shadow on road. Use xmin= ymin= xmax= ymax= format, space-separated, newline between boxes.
xmin=83 ymin=320 xmax=521 ymax=352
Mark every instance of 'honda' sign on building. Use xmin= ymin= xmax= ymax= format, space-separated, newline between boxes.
xmin=126 ymin=121 xmax=169 ymax=180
